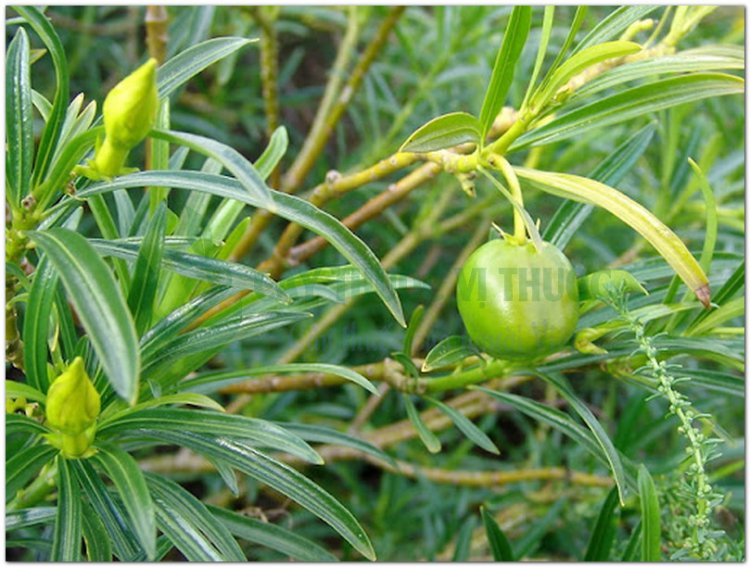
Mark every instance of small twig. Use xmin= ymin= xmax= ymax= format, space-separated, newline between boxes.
xmin=250 ymin=7 xmax=282 ymax=188
xmin=145 ymin=6 xmax=168 ymax=64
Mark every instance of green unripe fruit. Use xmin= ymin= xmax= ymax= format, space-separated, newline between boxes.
xmin=456 ymin=238 xmax=579 ymax=360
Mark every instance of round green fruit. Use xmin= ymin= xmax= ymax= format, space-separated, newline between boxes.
xmin=456 ymin=238 xmax=579 ymax=360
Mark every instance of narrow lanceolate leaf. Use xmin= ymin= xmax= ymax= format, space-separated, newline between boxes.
xmin=147 ymin=430 xmax=377 ymax=561
xmin=209 ymin=505 xmax=338 ymax=562
xmin=98 ymin=408 xmax=322 ymax=465
xmin=422 ymin=335 xmax=476 ymax=372
xmin=127 ymin=203 xmax=167 ymax=335
xmin=479 ymin=6 xmax=532 ymax=137
xmin=13 ymin=6 xmax=69 ymax=187
xmin=638 ymin=465 xmax=661 ymax=562
xmin=399 ymin=112 xmax=482 ymax=153
xmin=573 ymin=47 xmax=745 ymax=101
xmin=22 ymin=257 xmax=57 ymax=393
xmin=426 ymin=396 xmax=499 ymax=455
xmin=535 ymin=372 xmax=627 ymax=504
xmin=71 ymin=460 xmax=141 ymax=560
xmin=481 ymin=506 xmax=514 ymax=561
xmin=78 ymin=171 xmax=406 ymax=326
xmin=6 ymin=27 xmax=33 ymax=208
xmin=403 ymin=395 xmax=441 ymax=453
xmin=584 ymin=488 xmax=619 ymax=560
xmin=280 ymin=422 xmax=396 ymax=467
xmin=573 ymin=6 xmax=659 ymax=53
xmin=544 ymin=122 xmax=656 ymax=249
xmin=516 ymin=167 xmax=711 ymax=307
xmin=254 ymin=126 xmax=288 ymax=179
xmin=146 ymin=474 xmax=245 ymax=561
xmin=142 ymin=312 xmax=309 ymax=372
xmin=514 ymin=73 xmax=743 ymax=151
xmin=91 ymin=238 xmax=290 ymax=303
xmin=530 ymin=41 xmax=641 ymax=111
xmin=157 ymin=37 xmax=256 ymax=99
xmin=182 ymin=362 xmax=378 ymax=396
xmin=51 ymin=457 xmax=82 ymax=562
xmin=7 ymin=444 xmax=57 ymax=504
xmin=27 ymin=229 xmax=140 ymax=403
xmin=6 ymin=379 xmax=46 ymax=403
xmin=92 ymin=446 xmax=156 ymax=560
xmin=150 ymin=129 xmax=274 ymax=208
xmin=81 ymin=501 xmax=113 ymax=561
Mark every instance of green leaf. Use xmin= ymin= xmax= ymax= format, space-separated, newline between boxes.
xmin=516 ymin=167 xmax=710 ymax=307
xmin=6 ymin=27 xmax=34 ymax=208
xmin=535 ymin=372 xmax=627 ymax=504
xmin=92 ymin=445 xmax=156 ymax=560
xmin=98 ymin=408 xmax=323 ymax=464
xmin=150 ymin=129 xmax=274 ymax=208
xmin=13 ymin=6 xmax=69 ymax=187
xmin=638 ymin=465 xmax=661 ymax=561
xmin=531 ymin=41 xmax=641 ymax=111
xmin=77 ymin=170 xmax=406 ymax=326
xmin=102 ymin=392 xmax=225 ymax=424
xmin=6 ymin=507 xmax=57 ymax=532
xmin=81 ymin=500 xmax=113 ymax=561
xmin=51 ymin=457 xmax=82 ymax=561
xmin=478 ymin=7 xmax=532 ymax=137
xmin=254 ymin=125 xmax=289 ymax=179
xmin=91 ymin=238 xmax=291 ymax=303
xmin=426 ymin=396 xmax=499 ymax=454
xmin=475 ymin=387 xmax=636 ymax=490
xmin=514 ymin=73 xmax=743 ymax=151
xmin=35 ymin=127 xmax=100 ymax=209
xmin=402 ymin=304 xmax=424 ymax=356
xmin=544 ymin=6 xmax=588 ymax=79
xmin=157 ymin=37 xmax=256 ymax=99
xmin=71 ymin=460 xmax=141 ymax=560
xmin=142 ymin=312 xmax=310 ymax=374
xmin=5 ymin=380 xmax=46 ymax=403
xmin=403 ymin=395 xmax=441 ymax=453
xmin=209 ymin=505 xmax=338 ymax=562
xmin=146 ymin=473 xmax=245 ymax=561
xmin=127 ymin=203 xmax=167 ymax=335
xmin=399 ymin=112 xmax=482 ymax=153
xmin=584 ymin=488 xmax=619 ymax=560
xmin=688 ymin=157 xmax=718 ymax=274
xmin=22 ymin=257 xmax=57 ymax=393
xmin=279 ymin=422 xmax=396 ymax=467
xmin=27 ymin=229 xmax=140 ymax=403
xmin=422 ymin=335 xmax=476 ymax=372
xmin=544 ymin=122 xmax=656 ymax=249
xmin=688 ymin=260 xmax=744 ymax=330
xmin=147 ymin=430 xmax=377 ymax=561
xmin=573 ymin=6 xmax=658 ymax=53
xmin=182 ymin=362 xmax=378 ymax=396
xmin=573 ymin=47 xmax=745 ymax=101
xmin=521 ymin=6 xmax=555 ymax=108
xmin=6 ymin=413 xmax=49 ymax=436
xmin=481 ymin=506 xmax=514 ymax=561
xmin=622 ymin=521 xmax=642 ymax=561
xmin=6 ymin=444 xmax=57 ymax=504
xmin=452 ymin=516 xmax=476 ymax=561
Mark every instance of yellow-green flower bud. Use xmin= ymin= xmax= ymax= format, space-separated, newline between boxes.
xmin=102 ymin=58 xmax=158 ymax=150
xmin=45 ymin=357 xmax=101 ymax=458
xmin=75 ymin=58 xmax=159 ymax=181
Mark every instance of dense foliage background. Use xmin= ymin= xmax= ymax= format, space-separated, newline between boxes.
xmin=6 ymin=5 xmax=745 ymax=561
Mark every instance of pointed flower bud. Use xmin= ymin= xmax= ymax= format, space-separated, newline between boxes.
xmin=75 ymin=58 xmax=159 ymax=181
xmin=103 ymin=57 xmax=159 ymax=149
xmin=45 ymin=357 xmax=101 ymax=458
